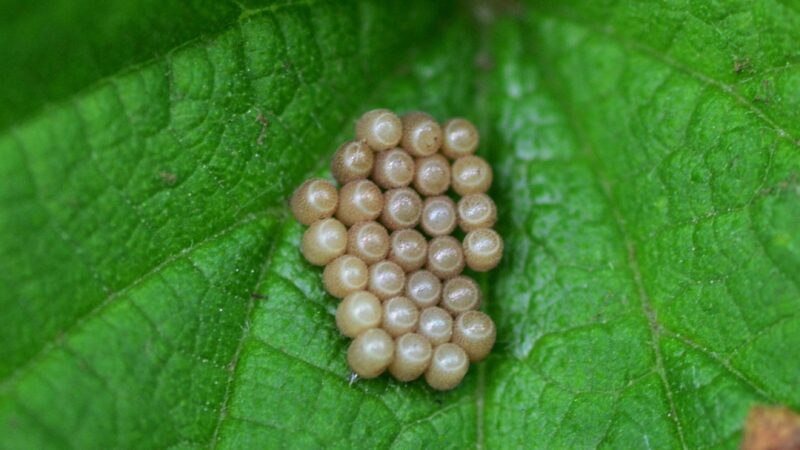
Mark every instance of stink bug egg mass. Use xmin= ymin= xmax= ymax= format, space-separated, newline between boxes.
xmin=292 ymin=108 xmax=501 ymax=390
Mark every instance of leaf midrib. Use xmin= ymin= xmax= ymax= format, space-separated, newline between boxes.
xmin=534 ymin=50 xmax=690 ymax=450
xmin=207 ymin=15 xmax=479 ymax=448
xmin=533 ymin=7 xmax=794 ymax=398
xmin=527 ymin=8 xmax=793 ymax=448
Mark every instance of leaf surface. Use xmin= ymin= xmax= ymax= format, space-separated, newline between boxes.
xmin=0 ymin=1 xmax=798 ymax=448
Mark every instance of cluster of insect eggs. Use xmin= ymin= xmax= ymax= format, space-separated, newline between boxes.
xmin=290 ymin=109 xmax=502 ymax=391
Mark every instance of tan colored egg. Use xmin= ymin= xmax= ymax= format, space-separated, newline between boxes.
xmin=301 ymin=218 xmax=347 ymax=266
xmin=290 ymin=179 xmax=339 ymax=226
xmin=388 ymin=229 xmax=428 ymax=272
xmin=425 ymin=343 xmax=469 ymax=390
xmin=420 ymin=196 xmax=457 ymax=237
xmin=401 ymin=112 xmax=442 ymax=157
xmin=452 ymin=311 xmax=496 ymax=362
xmin=388 ymin=333 xmax=432 ymax=382
xmin=356 ymin=109 xmax=402 ymax=151
xmin=463 ymin=228 xmax=503 ymax=272
xmin=323 ymin=255 xmax=368 ymax=299
xmin=441 ymin=118 xmax=479 ymax=159
xmin=347 ymin=328 xmax=395 ymax=378
xmin=405 ymin=270 xmax=442 ymax=308
xmin=368 ymin=260 xmax=406 ymax=300
xmin=347 ymin=221 xmax=390 ymax=264
xmin=336 ymin=291 xmax=382 ymax=338
xmin=372 ymin=148 xmax=415 ymax=189
xmin=380 ymin=188 xmax=422 ymax=230
xmin=413 ymin=154 xmax=450 ymax=196
xmin=336 ymin=179 xmax=384 ymax=226
xmin=441 ymin=276 xmax=481 ymax=315
xmin=457 ymin=193 xmax=497 ymax=232
xmin=332 ymin=140 xmax=374 ymax=184
xmin=382 ymin=296 xmax=419 ymax=337
xmin=426 ymin=236 xmax=465 ymax=279
xmin=417 ymin=306 xmax=453 ymax=345
xmin=451 ymin=155 xmax=493 ymax=196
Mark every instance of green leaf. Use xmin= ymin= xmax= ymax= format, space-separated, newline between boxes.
xmin=1 ymin=0 xmax=798 ymax=448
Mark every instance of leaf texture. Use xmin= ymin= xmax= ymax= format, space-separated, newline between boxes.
xmin=0 ymin=0 xmax=798 ymax=448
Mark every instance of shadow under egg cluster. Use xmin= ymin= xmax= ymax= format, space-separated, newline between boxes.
xmin=290 ymin=109 xmax=502 ymax=390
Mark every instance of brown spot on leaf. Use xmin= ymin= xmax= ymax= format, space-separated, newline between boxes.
xmin=256 ymin=110 xmax=270 ymax=146
xmin=760 ymin=173 xmax=799 ymax=196
xmin=734 ymin=58 xmax=750 ymax=74
xmin=474 ymin=51 xmax=494 ymax=71
xmin=159 ymin=171 xmax=177 ymax=186
xmin=742 ymin=406 xmax=800 ymax=450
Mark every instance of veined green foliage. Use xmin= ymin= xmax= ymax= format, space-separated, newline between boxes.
xmin=0 ymin=0 xmax=798 ymax=448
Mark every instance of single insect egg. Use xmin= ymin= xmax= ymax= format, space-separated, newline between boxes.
xmin=457 ymin=193 xmax=497 ymax=232
xmin=382 ymin=296 xmax=419 ymax=337
xmin=441 ymin=118 xmax=479 ymax=159
xmin=347 ymin=221 xmax=390 ymax=264
xmin=405 ymin=270 xmax=442 ymax=308
xmin=290 ymin=178 xmax=339 ymax=226
xmin=401 ymin=112 xmax=443 ymax=157
xmin=336 ymin=179 xmax=384 ymax=226
xmin=441 ymin=276 xmax=482 ymax=315
xmin=356 ymin=109 xmax=402 ymax=151
xmin=368 ymin=260 xmax=406 ymax=300
xmin=388 ymin=333 xmax=432 ymax=382
xmin=425 ymin=343 xmax=469 ymax=391
xmin=417 ymin=306 xmax=453 ymax=345
xmin=336 ymin=291 xmax=382 ymax=338
xmin=463 ymin=228 xmax=503 ymax=272
xmin=332 ymin=140 xmax=374 ymax=184
xmin=420 ymin=196 xmax=457 ymax=237
xmin=426 ymin=236 xmax=465 ymax=279
xmin=413 ymin=154 xmax=450 ymax=196
xmin=380 ymin=187 xmax=422 ymax=230
xmin=388 ymin=229 xmax=428 ymax=272
xmin=451 ymin=155 xmax=493 ymax=196
xmin=347 ymin=328 xmax=395 ymax=379
xmin=301 ymin=218 xmax=347 ymax=266
xmin=323 ymin=255 xmax=368 ymax=298
xmin=372 ymin=148 xmax=415 ymax=189
xmin=452 ymin=310 xmax=496 ymax=362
